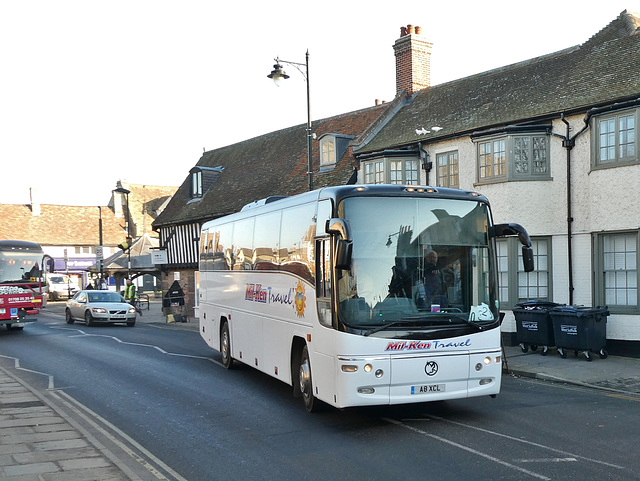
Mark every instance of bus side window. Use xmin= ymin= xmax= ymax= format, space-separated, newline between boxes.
xmin=253 ymin=212 xmax=280 ymax=271
xmin=214 ymin=224 xmax=233 ymax=270
xmin=280 ymin=204 xmax=315 ymax=283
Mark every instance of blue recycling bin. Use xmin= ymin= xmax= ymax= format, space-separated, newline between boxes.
xmin=549 ymin=306 xmax=609 ymax=361
xmin=513 ymin=300 xmax=560 ymax=355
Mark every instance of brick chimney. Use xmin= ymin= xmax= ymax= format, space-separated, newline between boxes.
xmin=393 ymin=24 xmax=432 ymax=97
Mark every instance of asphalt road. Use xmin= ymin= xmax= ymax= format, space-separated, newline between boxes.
xmin=1 ymin=305 xmax=639 ymax=481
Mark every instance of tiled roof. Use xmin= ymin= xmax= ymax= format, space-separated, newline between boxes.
xmin=357 ymin=10 xmax=640 ymax=153
xmin=153 ymin=102 xmax=395 ymax=228
xmin=0 ymin=204 xmax=127 ymax=246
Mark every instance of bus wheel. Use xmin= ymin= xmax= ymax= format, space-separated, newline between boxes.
xmin=299 ymin=345 xmax=317 ymax=412
xmin=220 ymin=321 xmax=233 ymax=369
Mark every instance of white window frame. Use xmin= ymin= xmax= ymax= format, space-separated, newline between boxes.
xmin=191 ymin=170 xmax=203 ymax=198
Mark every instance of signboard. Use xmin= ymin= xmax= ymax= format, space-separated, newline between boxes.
xmin=95 ymin=246 xmax=103 ymax=261
xmin=151 ymin=250 xmax=168 ymax=264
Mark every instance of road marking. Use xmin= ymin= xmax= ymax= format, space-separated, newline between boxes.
xmin=51 ymin=389 xmax=188 ymax=481
xmin=516 ymin=458 xmax=578 ymax=463
xmin=425 ymin=414 xmax=624 ymax=470
xmin=50 ymin=325 xmax=224 ymax=366
xmin=383 ymin=417 xmax=551 ymax=480
xmin=607 ymin=393 xmax=640 ymax=402
xmin=0 ymin=354 xmax=55 ymax=389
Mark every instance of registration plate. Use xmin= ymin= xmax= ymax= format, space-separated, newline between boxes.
xmin=111 ymin=316 xmax=125 ymax=320
xmin=411 ymin=384 xmax=446 ymax=394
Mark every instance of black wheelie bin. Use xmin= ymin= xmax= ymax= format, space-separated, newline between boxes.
xmin=549 ymin=305 xmax=609 ymax=361
xmin=513 ymin=300 xmax=561 ymax=355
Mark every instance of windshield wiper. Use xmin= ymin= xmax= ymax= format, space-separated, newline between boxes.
xmin=362 ymin=321 xmax=422 ymax=337
xmin=445 ymin=313 xmax=485 ymax=331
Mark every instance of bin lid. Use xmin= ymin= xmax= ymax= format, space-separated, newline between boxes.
xmin=550 ymin=305 xmax=609 ymax=317
xmin=515 ymin=300 xmax=562 ymax=310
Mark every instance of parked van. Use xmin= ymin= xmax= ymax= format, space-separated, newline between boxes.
xmin=47 ymin=275 xmax=79 ymax=301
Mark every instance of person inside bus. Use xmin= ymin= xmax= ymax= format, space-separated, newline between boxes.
xmin=415 ymin=250 xmax=446 ymax=310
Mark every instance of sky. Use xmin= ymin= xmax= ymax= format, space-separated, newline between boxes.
xmin=1 ymin=0 xmax=637 ymax=207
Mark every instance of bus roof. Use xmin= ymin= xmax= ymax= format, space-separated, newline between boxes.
xmin=0 ymin=240 xmax=44 ymax=252
xmin=202 ymin=185 xmax=489 ymax=229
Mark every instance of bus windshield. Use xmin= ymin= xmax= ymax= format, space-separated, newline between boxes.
xmin=337 ymin=196 xmax=498 ymax=334
xmin=0 ymin=250 xmax=44 ymax=284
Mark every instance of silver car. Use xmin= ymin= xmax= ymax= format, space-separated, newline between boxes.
xmin=65 ymin=290 xmax=136 ymax=327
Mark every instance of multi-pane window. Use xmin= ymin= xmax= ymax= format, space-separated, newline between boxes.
xmin=191 ymin=170 xmax=203 ymax=198
xmin=363 ymin=158 xmax=418 ymax=185
xmin=595 ymin=232 xmax=638 ymax=311
xmin=476 ymin=133 xmax=551 ymax=183
xmin=594 ymin=109 xmax=637 ymax=167
xmin=479 ymin=139 xmax=506 ymax=181
xmin=364 ymin=161 xmax=384 ymax=184
xmin=514 ymin=136 xmax=548 ymax=176
xmin=497 ymin=237 xmax=551 ymax=308
xmin=436 ymin=151 xmax=459 ymax=188
xmin=320 ymin=137 xmax=336 ymax=165
xmin=518 ymin=239 xmax=549 ymax=300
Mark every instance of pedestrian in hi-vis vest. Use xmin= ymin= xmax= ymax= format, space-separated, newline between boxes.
xmin=124 ymin=278 xmax=142 ymax=315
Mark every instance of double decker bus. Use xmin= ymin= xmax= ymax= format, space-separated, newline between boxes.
xmin=198 ymin=185 xmax=533 ymax=411
xmin=0 ymin=240 xmax=53 ymax=328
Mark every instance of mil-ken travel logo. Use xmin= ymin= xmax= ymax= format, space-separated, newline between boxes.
xmin=245 ymin=280 xmax=306 ymax=318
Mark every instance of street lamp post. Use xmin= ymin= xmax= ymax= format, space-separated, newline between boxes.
xmin=113 ymin=186 xmax=132 ymax=280
xmin=268 ymin=50 xmax=313 ymax=191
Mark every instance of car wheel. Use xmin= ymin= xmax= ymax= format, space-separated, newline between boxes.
xmin=127 ymin=320 xmax=135 ymax=327
xmin=65 ymin=309 xmax=74 ymax=324
xmin=84 ymin=310 xmax=94 ymax=326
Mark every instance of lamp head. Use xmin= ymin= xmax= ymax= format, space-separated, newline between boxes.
xmin=267 ymin=62 xmax=289 ymax=87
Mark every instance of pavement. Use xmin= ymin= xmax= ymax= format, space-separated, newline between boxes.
xmin=1 ymin=301 xmax=639 ymax=480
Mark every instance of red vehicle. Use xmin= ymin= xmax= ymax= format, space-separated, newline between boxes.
xmin=0 ymin=240 xmax=53 ymax=330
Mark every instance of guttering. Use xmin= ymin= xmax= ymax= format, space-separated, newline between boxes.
xmin=551 ymin=98 xmax=640 ymax=305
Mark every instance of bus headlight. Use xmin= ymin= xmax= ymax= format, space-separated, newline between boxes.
xmin=484 ymin=356 xmax=492 ymax=365
xmin=364 ymin=364 xmax=373 ymax=373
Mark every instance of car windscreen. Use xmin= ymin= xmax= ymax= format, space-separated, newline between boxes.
xmin=88 ymin=292 xmax=123 ymax=303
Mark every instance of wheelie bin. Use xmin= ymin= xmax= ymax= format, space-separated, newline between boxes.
xmin=549 ymin=306 xmax=609 ymax=361
xmin=513 ymin=301 xmax=560 ymax=355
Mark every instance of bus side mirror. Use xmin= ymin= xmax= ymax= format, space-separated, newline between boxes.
xmin=335 ymin=239 xmax=352 ymax=271
xmin=490 ymin=223 xmax=535 ymax=272
xmin=326 ymin=218 xmax=353 ymax=270
xmin=522 ymin=245 xmax=535 ymax=273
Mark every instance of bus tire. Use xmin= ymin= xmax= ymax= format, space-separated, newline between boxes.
xmin=299 ymin=345 xmax=318 ymax=412
xmin=220 ymin=321 xmax=233 ymax=369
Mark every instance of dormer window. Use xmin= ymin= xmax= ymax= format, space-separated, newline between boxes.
xmin=320 ymin=136 xmax=336 ymax=166
xmin=317 ymin=133 xmax=355 ymax=173
xmin=191 ymin=169 xmax=203 ymax=198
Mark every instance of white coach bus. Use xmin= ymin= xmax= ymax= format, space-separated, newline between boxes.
xmin=198 ymin=185 xmax=533 ymax=411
